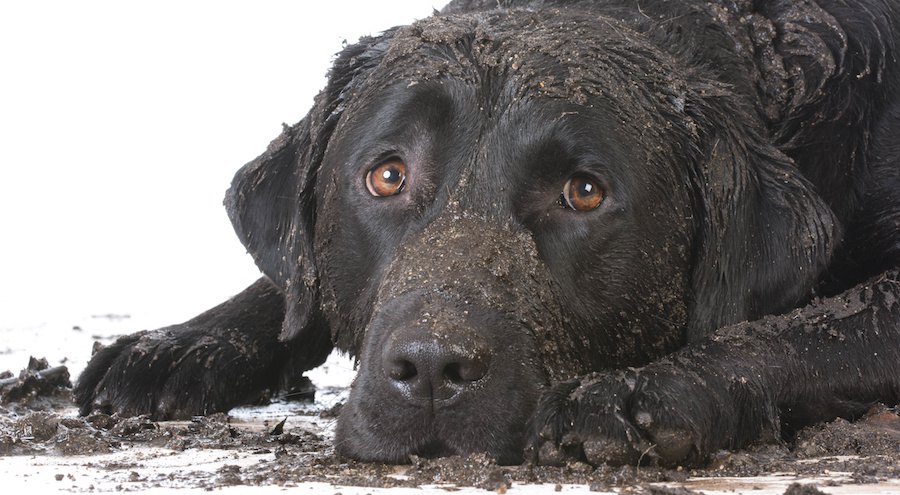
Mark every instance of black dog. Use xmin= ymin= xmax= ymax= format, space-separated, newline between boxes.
xmin=75 ymin=0 xmax=900 ymax=466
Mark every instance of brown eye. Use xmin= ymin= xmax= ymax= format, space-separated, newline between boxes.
xmin=561 ymin=175 xmax=604 ymax=211
xmin=366 ymin=159 xmax=407 ymax=197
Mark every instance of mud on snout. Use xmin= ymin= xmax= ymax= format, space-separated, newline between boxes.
xmin=334 ymin=208 xmax=583 ymax=464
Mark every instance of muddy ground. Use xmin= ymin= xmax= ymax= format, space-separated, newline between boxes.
xmin=1 ymin=357 xmax=898 ymax=493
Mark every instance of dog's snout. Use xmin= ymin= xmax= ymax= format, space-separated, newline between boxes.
xmin=383 ymin=327 xmax=491 ymax=402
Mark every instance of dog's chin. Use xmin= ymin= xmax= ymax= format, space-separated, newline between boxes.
xmin=333 ymin=398 xmax=531 ymax=465
xmin=409 ymin=437 xmax=519 ymax=463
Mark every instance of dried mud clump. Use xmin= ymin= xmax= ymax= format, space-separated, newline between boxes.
xmin=793 ymin=404 xmax=900 ymax=457
xmin=0 ymin=409 xmax=328 ymax=458
xmin=783 ymin=482 xmax=829 ymax=495
xmin=0 ymin=356 xmax=71 ymax=409
xmin=406 ymin=454 xmax=511 ymax=491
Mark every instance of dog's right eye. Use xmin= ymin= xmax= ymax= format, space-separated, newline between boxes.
xmin=559 ymin=174 xmax=604 ymax=212
xmin=366 ymin=159 xmax=407 ymax=197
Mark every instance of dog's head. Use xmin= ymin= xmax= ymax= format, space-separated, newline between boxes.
xmin=225 ymin=10 xmax=838 ymax=463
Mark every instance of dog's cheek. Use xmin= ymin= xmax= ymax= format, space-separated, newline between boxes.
xmin=312 ymin=175 xmax=377 ymax=354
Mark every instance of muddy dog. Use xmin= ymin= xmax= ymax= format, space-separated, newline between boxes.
xmin=76 ymin=0 xmax=900 ymax=466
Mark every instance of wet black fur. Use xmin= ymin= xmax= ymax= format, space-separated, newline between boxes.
xmin=76 ymin=0 xmax=900 ymax=466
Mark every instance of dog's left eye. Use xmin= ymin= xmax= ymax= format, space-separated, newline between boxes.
xmin=366 ymin=159 xmax=407 ymax=197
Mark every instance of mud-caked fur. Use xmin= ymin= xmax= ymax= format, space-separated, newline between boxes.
xmin=76 ymin=0 xmax=900 ymax=467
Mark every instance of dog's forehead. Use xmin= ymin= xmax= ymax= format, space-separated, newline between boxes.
xmin=369 ymin=9 xmax=682 ymax=107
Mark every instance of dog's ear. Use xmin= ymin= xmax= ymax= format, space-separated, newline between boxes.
xmin=225 ymin=32 xmax=395 ymax=342
xmin=225 ymin=120 xmax=318 ymax=342
xmin=686 ymin=101 xmax=841 ymax=341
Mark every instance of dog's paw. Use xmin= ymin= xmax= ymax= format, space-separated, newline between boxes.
xmin=74 ymin=324 xmax=286 ymax=420
xmin=528 ymin=365 xmax=776 ymax=467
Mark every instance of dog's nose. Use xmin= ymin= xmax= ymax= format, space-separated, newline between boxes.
xmin=383 ymin=328 xmax=491 ymax=402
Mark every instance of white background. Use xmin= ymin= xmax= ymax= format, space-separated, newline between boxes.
xmin=0 ymin=1 xmax=448 ymax=331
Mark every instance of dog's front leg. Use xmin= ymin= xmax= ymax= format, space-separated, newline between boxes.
xmin=530 ymin=270 xmax=900 ymax=466
xmin=74 ymin=277 xmax=333 ymax=419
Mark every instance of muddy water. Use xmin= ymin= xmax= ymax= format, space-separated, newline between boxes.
xmin=1 ymin=356 xmax=898 ymax=494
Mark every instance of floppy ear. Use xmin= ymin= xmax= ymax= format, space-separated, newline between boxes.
xmin=225 ymin=32 xmax=395 ymax=342
xmin=686 ymin=103 xmax=841 ymax=342
xmin=225 ymin=119 xmax=319 ymax=342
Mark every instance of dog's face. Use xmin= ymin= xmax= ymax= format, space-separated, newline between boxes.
xmin=226 ymin=10 xmax=837 ymax=464
xmin=315 ymin=12 xmax=701 ymax=463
